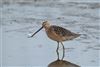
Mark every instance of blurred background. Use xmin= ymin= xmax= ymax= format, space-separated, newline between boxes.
xmin=0 ymin=0 xmax=100 ymax=67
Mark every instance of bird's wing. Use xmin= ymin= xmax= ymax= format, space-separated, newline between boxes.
xmin=51 ymin=26 xmax=73 ymax=37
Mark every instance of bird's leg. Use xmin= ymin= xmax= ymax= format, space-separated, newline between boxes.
xmin=56 ymin=41 xmax=59 ymax=60
xmin=61 ymin=42 xmax=65 ymax=60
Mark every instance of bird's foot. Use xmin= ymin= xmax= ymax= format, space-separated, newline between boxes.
xmin=57 ymin=58 xmax=60 ymax=61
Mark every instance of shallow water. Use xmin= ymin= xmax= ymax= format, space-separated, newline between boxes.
xmin=0 ymin=0 xmax=100 ymax=67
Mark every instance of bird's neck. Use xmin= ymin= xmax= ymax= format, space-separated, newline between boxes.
xmin=44 ymin=25 xmax=50 ymax=31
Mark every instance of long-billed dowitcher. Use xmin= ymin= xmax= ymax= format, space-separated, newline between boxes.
xmin=30 ymin=21 xmax=80 ymax=60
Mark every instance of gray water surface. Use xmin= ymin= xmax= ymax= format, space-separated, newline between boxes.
xmin=1 ymin=0 xmax=100 ymax=67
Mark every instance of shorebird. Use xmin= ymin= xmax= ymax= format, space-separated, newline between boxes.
xmin=30 ymin=21 xmax=80 ymax=60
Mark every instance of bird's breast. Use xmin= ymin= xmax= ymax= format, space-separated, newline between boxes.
xmin=45 ymin=29 xmax=66 ymax=42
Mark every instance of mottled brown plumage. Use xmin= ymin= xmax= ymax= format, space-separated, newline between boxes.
xmin=46 ymin=25 xmax=80 ymax=41
xmin=30 ymin=21 xmax=80 ymax=60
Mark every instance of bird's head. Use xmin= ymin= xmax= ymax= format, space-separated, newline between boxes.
xmin=42 ymin=21 xmax=50 ymax=28
xmin=29 ymin=21 xmax=50 ymax=37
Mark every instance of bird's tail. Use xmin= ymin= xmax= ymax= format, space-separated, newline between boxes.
xmin=74 ymin=33 xmax=81 ymax=38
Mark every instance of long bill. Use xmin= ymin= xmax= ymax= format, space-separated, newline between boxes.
xmin=30 ymin=26 xmax=43 ymax=37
